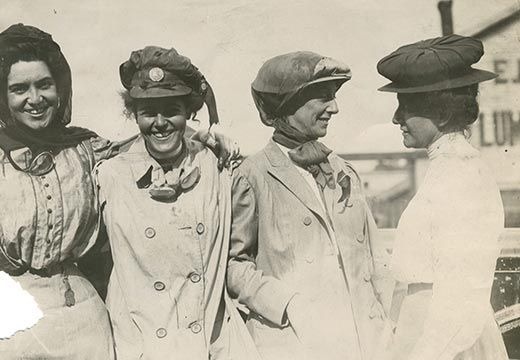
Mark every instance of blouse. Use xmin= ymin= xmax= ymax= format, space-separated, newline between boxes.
xmin=391 ymin=132 xmax=504 ymax=359
xmin=0 ymin=137 xmax=124 ymax=272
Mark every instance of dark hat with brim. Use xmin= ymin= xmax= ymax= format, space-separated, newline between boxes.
xmin=377 ymin=34 xmax=497 ymax=93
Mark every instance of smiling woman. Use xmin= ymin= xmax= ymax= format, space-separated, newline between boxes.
xmin=6 ymin=60 xmax=59 ymax=130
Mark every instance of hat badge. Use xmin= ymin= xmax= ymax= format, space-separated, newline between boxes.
xmin=148 ymin=67 xmax=164 ymax=82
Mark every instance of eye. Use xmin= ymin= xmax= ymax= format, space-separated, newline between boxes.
xmin=137 ymin=109 xmax=156 ymax=117
xmin=8 ymin=85 xmax=28 ymax=95
xmin=162 ymin=106 xmax=184 ymax=117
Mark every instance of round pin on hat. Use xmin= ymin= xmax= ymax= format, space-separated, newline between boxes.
xmin=148 ymin=67 xmax=164 ymax=82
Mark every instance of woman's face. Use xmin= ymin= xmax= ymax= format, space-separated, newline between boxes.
xmin=392 ymin=98 xmax=442 ymax=149
xmin=286 ymin=82 xmax=339 ymax=139
xmin=135 ymin=97 xmax=188 ymax=160
xmin=7 ymin=60 xmax=59 ymax=130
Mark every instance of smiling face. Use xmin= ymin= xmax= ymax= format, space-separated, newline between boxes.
xmin=392 ymin=97 xmax=443 ymax=149
xmin=7 ymin=60 xmax=59 ymax=130
xmin=135 ymin=96 xmax=188 ymax=160
xmin=285 ymin=82 xmax=339 ymax=139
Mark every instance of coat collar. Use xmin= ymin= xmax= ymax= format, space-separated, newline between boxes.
xmin=263 ymin=139 xmax=330 ymax=226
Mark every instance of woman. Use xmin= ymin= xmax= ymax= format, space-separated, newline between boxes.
xmin=0 ymin=24 xmax=236 ymax=359
xmin=95 ymin=46 xmax=259 ymax=359
xmin=377 ymin=34 xmax=509 ymax=360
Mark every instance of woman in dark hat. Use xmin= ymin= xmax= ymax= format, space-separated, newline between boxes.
xmin=95 ymin=46 xmax=259 ymax=360
xmin=0 ymin=24 xmax=238 ymax=359
xmin=378 ymin=34 xmax=508 ymax=360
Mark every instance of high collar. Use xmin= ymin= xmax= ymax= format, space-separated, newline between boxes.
xmin=427 ymin=132 xmax=477 ymax=160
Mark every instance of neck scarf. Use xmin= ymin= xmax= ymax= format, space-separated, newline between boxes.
xmin=271 ymin=118 xmax=335 ymax=190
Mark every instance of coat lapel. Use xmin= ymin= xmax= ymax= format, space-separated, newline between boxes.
xmin=263 ymin=140 xmax=329 ymax=225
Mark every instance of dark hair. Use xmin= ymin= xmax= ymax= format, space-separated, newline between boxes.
xmin=395 ymin=84 xmax=479 ymax=132
xmin=0 ymin=38 xmax=72 ymax=126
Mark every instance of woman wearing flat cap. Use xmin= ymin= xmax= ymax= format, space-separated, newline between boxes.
xmin=95 ymin=46 xmax=259 ymax=360
xmin=378 ymin=34 xmax=508 ymax=360
xmin=227 ymin=51 xmax=390 ymax=360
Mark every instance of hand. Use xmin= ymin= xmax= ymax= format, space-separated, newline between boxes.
xmin=197 ymin=124 xmax=241 ymax=170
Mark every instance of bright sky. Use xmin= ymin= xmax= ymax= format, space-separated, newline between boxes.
xmin=3 ymin=0 xmax=518 ymax=154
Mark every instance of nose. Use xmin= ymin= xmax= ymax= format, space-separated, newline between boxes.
xmin=27 ymin=87 xmax=43 ymax=105
xmin=326 ymin=99 xmax=339 ymax=114
xmin=154 ymin=113 xmax=168 ymax=127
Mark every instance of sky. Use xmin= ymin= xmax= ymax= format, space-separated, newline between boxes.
xmin=3 ymin=0 xmax=519 ymax=154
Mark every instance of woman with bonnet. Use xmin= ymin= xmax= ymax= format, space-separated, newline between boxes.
xmin=95 ymin=45 xmax=260 ymax=359
xmin=0 ymin=23 xmax=238 ymax=359
xmin=377 ymin=34 xmax=509 ymax=360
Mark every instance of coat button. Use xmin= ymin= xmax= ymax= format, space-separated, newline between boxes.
xmin=303 ymin=216 xmax=312 ymax=226
xmin=156 ymin=328 xmax=167 ymax=338
xmin=364 ymin=273 xmax=371 ymax=282
xmin=145 ymin=227 xmax=156 ymax=238
xmin=46 ymin=195 xmax=52 ymax=200
xmin=48 ymin=224 xmax=53 ymax=229
xmin=44 ymin=183 xmax=50 ymax=188
xmin=190 ymin=322 xmax=202 ymax=334
xmin=196 ymin=223 xmax=205 ymax=235
xmin=154 ymin=281 xmax=165 ymax=291
xmin=47 ymin=208 xmax=53 ymax=214
xmin=356 ymin=233 xmax=364 ymax=243
xmin=189 ymin=272 xmax=201 ymax=283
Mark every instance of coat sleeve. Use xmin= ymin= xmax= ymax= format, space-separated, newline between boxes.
xmin=407 ymin=163 xmax=503 ymax=360
xmin=227 ymin=170 xmax=297 ymax=326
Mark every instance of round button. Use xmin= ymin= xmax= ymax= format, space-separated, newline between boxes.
xmin=356 ymin=234 xmax=364 ymax=243
xmin=48 ymin=224 xmax=54 ymax=229
xmin=196 ymin=223 xmax=205 ymax=235
xmin=144 ymin=227 xmax=156 ymax=238
xmin=305 ymin=256 xmax=314 ymax=264
xmin=303 ymin=216 xmax=312 ymax=226
xmin=47 ymin=209 xmax=53 ymax=214
xmin=154 ymin=281 xmax=165 ymax=291
xmin=45 ymin=254 xmax=51 ymax=259
xmin=46 ymin=195 xmax=52 ymax=200
xmin=44 ymin=183 xmax=50 ymax=188
xmin=190 ymin=322 xmax=202 ymax=334
xmin=40 ymin=175 xmax=46 ymax=180
xmin=46 ymin=239 xmax=51 ymax=244
xmin=156 ymin=328 xmax=167 ymax=338
xmin=363 ymin=273 xmax=371 ymax=282
xmin=189 ymin=272 xmax=201 ymax=283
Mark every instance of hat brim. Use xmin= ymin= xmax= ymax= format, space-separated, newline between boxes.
xmin=303 ymin=75 xmax=351 ymax=90
xmin=377 ymin=68 xmax=497 ymax=93
xmin=129 ymin=85 xmax=193 ymax=99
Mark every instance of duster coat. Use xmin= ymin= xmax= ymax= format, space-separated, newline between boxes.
xmin=227 ymin=140 xmax=389 ymax=360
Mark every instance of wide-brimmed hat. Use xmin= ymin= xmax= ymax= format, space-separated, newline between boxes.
xmin=120 ymin=46 xmax=219 ymax=124
xmin=377 ymin=34 xmax=497 ymax=93
xmin=251 ymin=51 xmax=351 ymax=125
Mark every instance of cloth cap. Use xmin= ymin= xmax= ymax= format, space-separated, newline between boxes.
xmin=251 ymin=51 xmax=351 ymax=125
xmin=120 ymin=46 xmax=219 ymax=124
xmin=377 ymin=34 xmax=497 ymax=93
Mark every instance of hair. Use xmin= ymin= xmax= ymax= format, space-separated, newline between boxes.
xmin=0 ymin=39 xmax=72 ymax=126
xmin=395 ymin=84 xmax=479 ymax=133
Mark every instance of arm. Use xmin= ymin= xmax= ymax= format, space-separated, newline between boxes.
xmin=227 ymin=171 xmax=297 ymax=326
xmin=190 ymin=124 xmax=240 ymax=170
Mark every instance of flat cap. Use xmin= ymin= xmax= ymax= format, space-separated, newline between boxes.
xmin=377 ymin=34 xmax=497 ymax=93
xmin=251 ymin=51 xmax=351 ymax=124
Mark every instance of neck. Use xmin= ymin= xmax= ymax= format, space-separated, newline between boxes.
xmin=150 ymin=142 xmax=185 ymax=170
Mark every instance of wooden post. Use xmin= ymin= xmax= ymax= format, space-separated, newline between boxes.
xmin=438 ymin=0 xmax=454 ymax=35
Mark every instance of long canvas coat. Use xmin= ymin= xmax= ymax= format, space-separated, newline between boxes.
xmin=227 ymin=140 xmax=390 ymax=360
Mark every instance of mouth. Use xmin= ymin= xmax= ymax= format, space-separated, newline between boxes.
xmin=151 ymin=129 xmax=175 ymax=141
xmin=318 ymin=117 xmax=330 ymax=126
xmin=24 ymin=106 xmax=49 ymax=119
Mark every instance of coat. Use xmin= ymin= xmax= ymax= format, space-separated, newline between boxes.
xmin=227 ymin=140 xmax=390 ymax=360
xmin=96 ymin=136 xmax=260 ymax=360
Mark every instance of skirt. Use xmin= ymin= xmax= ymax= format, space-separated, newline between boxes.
xmin=392 ymin=288 xmax=508 ymax=360
xmin=0 ymin=262 xmax=114 ymax=360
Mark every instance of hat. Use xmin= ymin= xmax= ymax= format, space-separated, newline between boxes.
xmin=377 ymin=34 xmax=497 ymax=93
xmin=120 ymin=46 xmax=219 ymax=124
xmin=251 ymin=51 xmax=351 ymax=124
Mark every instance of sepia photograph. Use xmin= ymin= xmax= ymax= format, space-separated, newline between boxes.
xmin=0 ymin=0 xmax=519 ymax=359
